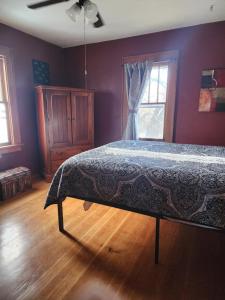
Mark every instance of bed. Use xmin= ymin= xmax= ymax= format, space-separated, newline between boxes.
xmin=45 ymin=140 xmax=225 ymax=263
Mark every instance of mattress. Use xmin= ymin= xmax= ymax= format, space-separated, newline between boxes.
xmin=45 ymin=140 xmax=225 ymax=229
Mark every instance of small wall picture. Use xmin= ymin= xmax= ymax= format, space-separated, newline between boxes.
xmin=32 ymin=59 xmax=50 ymax=85
xmin=199 ymin=68 xmax=225 ymax=112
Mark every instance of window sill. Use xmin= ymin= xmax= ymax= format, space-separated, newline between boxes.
xmin=139 ymin=138 xmax=164 ymax=141
xmin=0 ymin=144 xmax=23 ymax=156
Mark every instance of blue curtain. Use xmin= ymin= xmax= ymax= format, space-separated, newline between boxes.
xmin=123 ymin=60 xmax=151 ymax=140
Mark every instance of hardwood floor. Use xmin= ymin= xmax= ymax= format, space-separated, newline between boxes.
xmin=1 ymin=181 xmax=225 ymax=300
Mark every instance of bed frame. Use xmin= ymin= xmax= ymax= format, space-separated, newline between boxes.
xmin=57 ymin=199 xmax=222 ymax=264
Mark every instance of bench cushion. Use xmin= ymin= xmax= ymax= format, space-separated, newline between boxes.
xmin=0 ymin=167 xmax=32 ymax=201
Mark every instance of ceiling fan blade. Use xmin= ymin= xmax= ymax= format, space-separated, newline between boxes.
xmin=27 ymin=0 xmax=70 ymax=9
xmin=93 ymin=12 xmax=104 ymax=28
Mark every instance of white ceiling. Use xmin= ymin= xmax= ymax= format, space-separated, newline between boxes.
xmin=1 ymin=0 xmax=225 ymax=48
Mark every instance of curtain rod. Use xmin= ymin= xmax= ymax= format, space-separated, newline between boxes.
xmin=122 ymin=50 xmax=179 ymax=65
xmin=122 ymin=58 xmax=177 ymax=66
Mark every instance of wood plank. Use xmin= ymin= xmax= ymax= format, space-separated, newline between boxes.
xmin=1 ymin=180 xmax=225 ymax=300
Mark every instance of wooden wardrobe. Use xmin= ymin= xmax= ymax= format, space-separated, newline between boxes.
xmin=35 ymin=86 xmax=94 ymax=181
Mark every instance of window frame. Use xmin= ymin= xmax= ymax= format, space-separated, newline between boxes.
xmin=0 ymin=46 xmax=22 ymax=155
xmin=138 ymin=62 xmax=169 ymax=140
xmin=0 ymin=56 xmax=12 ymax=146
xmin=122 ymin=50 xmax=179 ymax=142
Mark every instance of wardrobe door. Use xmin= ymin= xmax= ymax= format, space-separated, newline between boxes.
xmin=71 ymin=91 xmax=94 ymax=145
xmin=46 ymin=89 xmax=72 ymax=147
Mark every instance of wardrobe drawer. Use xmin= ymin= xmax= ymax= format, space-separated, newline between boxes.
xmin=51 ymin=160 xmax=65 ymax=173
xmin=80 ymin=145 xmax=93 ymax=152
xmin=51 ymin=149 xmax=80 ymax=161
xmin=51 ymin=145 xmax=93 ymax=161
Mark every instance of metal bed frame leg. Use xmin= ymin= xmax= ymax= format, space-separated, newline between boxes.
xmin=58 ymin=201 xmax=64 ymax=232
xmin=155 ymin=217 xmax=160 ymax=264
xmin=57 ymin=200 xmax=160 ymax=262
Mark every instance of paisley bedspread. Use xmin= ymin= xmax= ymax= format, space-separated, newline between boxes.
xmin=45 ymin=140 xmax=225 ymax=229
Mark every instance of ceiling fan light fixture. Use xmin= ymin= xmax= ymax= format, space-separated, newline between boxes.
xmin=87 ymin=14 xmax=98 ymax=23
xmin=84 ymin=0 xmax=98 ymax=21
xmin=66 ymin=3 xmax=81 ymax=22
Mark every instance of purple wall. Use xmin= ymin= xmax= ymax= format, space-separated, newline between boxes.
xmin=2 ymin=20 xmax=225 ymax=174
xmin=0 ymin=23 xmax=65 ymax=173
xmin=64 ymin=21 xmax=225 ymax=147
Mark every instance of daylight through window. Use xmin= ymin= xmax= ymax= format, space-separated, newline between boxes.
xmin=138 ymin=63 xmax=169 ymax=140
xmin=0 ymin=55 xmax=11 ymax=146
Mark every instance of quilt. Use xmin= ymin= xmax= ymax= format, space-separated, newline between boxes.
xmin=45 ymin=140 xmax=225 ymax=229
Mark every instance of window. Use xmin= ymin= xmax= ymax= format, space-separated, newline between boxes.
xmin=123 ymin=50 xmax=178 ymax=142
xmin=0 ymin=46 xmax=21 ymax=154
xmin=0 ymin=55 xmax=11 ymax=145
xmin=138 ymin=63 xmax=168 ymax=140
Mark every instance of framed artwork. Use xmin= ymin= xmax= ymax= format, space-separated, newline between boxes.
xmin=199 ymin=68 xmax=225 ymax=112
xmin=32 ymin=59 xmax=50 ymax=85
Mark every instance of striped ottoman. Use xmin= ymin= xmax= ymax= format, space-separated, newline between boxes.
xmin=0 ymin=167 xmax=32 ymax=201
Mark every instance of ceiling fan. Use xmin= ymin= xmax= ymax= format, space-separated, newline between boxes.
xmin=27 ymin=0 xmax=104 ymax=28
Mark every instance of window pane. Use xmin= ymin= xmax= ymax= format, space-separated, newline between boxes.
xmin=149 ymin=66 xmax=159 ymax=103
xmin=158 ymin=65 xmax=168 ymax=103
xmin=0 ymin=60 xmax=4 ymax=101
xmin=0 ymin=102 xmax=9 ymax=144
xmin=138 ymin=104 xmax=165 ymax=139
xmin=141 ymin=79 xmax=150 ymax=103
xmin=0 ymin=58 xmax=7 ymax=102
xmin=0 ymin=73 xmax=3 ymax=101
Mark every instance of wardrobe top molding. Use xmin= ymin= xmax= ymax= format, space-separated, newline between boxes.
xmin=35 ymin=85 xmax=95 ymax=93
